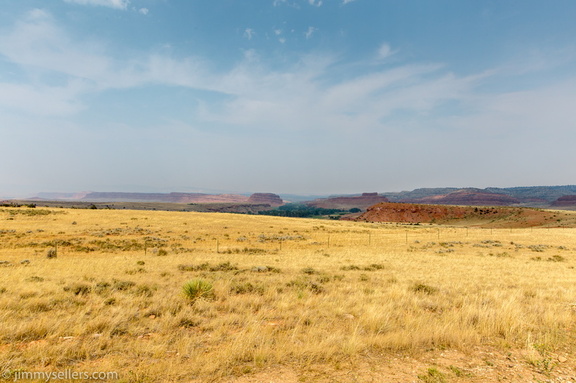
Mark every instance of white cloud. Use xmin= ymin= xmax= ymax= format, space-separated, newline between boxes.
xmin=64 ymin=0 xmax=130 ymax=10
xmin=243 ymin=28 xmax=255 ymax=40
xmin=139 ymin=8 xmax=149 ymax=15
xmin=305 ymin=26 xmax=317 ymax=39
xmin=309 ymin=0 xmax=323 ymax=6
xmin=0 ymin=10 xmax=111 ymax=83
xmin=377 ymin=43 xmax=396 ymax=59
xmin=272 ymin=0 xmax=300 ymax=9
xmin=342 ymin=0 xmax=358 ymax=4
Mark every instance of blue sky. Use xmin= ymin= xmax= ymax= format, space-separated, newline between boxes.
xmin=1 ymin=0 xmax=575 ymax=197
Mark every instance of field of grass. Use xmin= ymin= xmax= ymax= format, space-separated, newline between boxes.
xmin=1 ymin=206 xmax=575 ymax=382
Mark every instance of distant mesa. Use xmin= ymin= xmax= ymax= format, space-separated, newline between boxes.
xmin=551 ymin=195 xmax=576 ymax=207
xmin=75 ymin=192 xmax=250 ymax=204
xmin=307 ymin=192 xmax=390 ymax=211
xmin=247 ymin=193 xmax=284 ymax=207
xmin=400 ymin=189 xmax=520 ymax=206
xmin=32 ymin=191 xmax=284 ymax=206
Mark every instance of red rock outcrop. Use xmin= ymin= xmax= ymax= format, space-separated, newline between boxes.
xmin=307 ymin=193 xmax=390 ymax=210
xmin=551 ymin=195 xmax=576 ymax=207
xmin=356 ymin=203 xmax=473 ymax=223
xmin=247 ymin=193 xmax=284 ymax=207
xmin=353 ymin=202 xmax=572 ymax=228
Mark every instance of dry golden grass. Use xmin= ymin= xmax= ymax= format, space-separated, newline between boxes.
xmin=0 ymin=206 xmax=575 ymax=382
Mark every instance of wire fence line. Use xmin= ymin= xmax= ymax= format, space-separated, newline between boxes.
xmin=210 ymin=226 xmax=576 ymax=253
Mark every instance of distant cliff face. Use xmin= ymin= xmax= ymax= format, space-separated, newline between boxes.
xmin=247 ymin=193 xmax=284 ymax=207
xmin=307 ymin=193 xmax=390 ymax=210
xmin=551 ymin=195 xmax=576 ymax=207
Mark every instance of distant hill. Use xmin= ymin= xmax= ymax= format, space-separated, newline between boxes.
xmin=485 ymin=185 xmax=576 ymax=203
xmin=384 ymin=185 xmax=576 ymax=207
xmin=399 ymin=189 xmax=521 ymax=206
xmin=306 ymin=193 xmax=390 ymax=211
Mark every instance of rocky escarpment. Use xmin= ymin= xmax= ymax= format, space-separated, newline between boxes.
xmin=247 ymin=193 xmax=284 ymax=207
xmin=307 ymin=193 xmax=390 ymax=211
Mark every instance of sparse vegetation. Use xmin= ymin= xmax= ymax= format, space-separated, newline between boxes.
xmin=0 ymin=207 xmax=575 ymax=381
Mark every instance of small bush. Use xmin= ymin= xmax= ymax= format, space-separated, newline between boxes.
xmin=26 ymin=276 xmax=44 ymax=282
xmin=46 ymin=248 xmax=57 ymax=259
xmin=64 ymin=283 xmax=91 ymax=296
xmin=341 ymin=265 xmax=361 ymax=271
xmin=182 ymin=279 xmax=215 ymax=302
xmin=287 ymin=279 xmax=325 ymax=294
xmin=412 ymin=283 xmax=438 ymax=295
xmin=113 ymin=280 xmax=136 ymax=291
xmin=178 ymin=263 xmax=208 ymax=272
xmin=94 ymin=281 xmax=111 ymax=294
xmin=125 ymin=267 xmax=147 ymax=275
xmin=104 ymin=297 xmax=116 ymax=305
xmin=210 ymin=261 xmax=238 ymax=272
xmin=364 ymin=263 xmax=386 ymax=271
xmin=230 ymin=282 xmax=265 ymax=295
xmin=178 ymin=262 xmax=238 ymax=272
xmin=179 ymin=318 xmax=201 ymax=328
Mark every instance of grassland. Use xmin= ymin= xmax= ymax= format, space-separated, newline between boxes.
xmin=0 ymin=206 xmax=575 ymax=382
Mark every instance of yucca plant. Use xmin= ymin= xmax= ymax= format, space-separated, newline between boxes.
xmin=182 ymin=279 xmax=214 ymax=303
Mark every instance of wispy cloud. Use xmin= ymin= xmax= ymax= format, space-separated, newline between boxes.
xmin=377 ymin=43 xmax=396 ymax=59
xmin=305 ymin=26 xmax=317 ymax=39
xmin=0 ymin=10 xmax=207 ymax=115
xmin=243 ymin=28 xmax=255 ymax=40
xmin=309 ymin=0 xmax=323 ymax=7
xmin=2 ymin=8 xmax=575 ymax=148
xmin=63 ymin=0 xmax=130 ymax=10
xmin=342 ymin=0 xmax=358 ymax=4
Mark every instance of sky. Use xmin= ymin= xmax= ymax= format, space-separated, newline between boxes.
xmin=1 ymin=0 xmax=575 ymax=197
